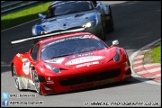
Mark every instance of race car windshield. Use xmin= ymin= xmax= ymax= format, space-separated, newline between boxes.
xmin=41 ymin=38 xmax=107 ymax=60
xmin=46 ymin=1 xmax=93 ymax=18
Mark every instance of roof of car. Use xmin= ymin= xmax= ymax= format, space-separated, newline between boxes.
xmin=49 ymin=1 xmax=92 ymax=7
xmin=50 ymin=1 xmax=64 ymax=6
xmin=38 ymin=32 xmax=94 ymax=44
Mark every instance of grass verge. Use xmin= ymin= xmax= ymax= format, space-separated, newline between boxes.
xmin=1 ymin=1 xmax=53 ymax=30
xmin=144 ymin=44 xmax=161 ymax=64
xmin=151 ymin=44 xmax=161 ymax=63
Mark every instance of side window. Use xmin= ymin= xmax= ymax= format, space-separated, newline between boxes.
xmin=92 ymin=1 xmax=97 ymax=7
xmin=46 ymin=8 xmax=54 ymax=18
xmin=30 ymin=44 xmax=40 ymax=61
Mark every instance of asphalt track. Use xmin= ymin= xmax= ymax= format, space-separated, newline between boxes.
xmin=1 ymin=1 xmax=161 ymax=107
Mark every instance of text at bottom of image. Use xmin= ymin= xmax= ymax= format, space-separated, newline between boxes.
xmin=84 ymin=101 xmax=160 ymax=106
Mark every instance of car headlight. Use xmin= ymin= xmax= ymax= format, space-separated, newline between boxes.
xmin=44 ymin=62 xmax=60 ymax=73
xmin=113 ymin=48 xmax=120 ymax=62
xmin=40 ymin=31 xmax=48 ymax=35
xmin=32 ymin=26 xmax=37 ymax=35
xmin=82 ymin=21 xmax=94 ymax=28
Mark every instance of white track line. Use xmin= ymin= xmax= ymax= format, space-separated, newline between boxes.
xmin=134 ymin=55 xmax=144 ymax=59
xmin=133 ymin=60 xmax=143 ymax=65
xmin=133 ymin=65 xmax=144 ymax=70
xmin=146 ymin=67 xmax=161 ymax=72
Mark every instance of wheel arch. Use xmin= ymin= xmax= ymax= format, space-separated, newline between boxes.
xmin=11 ymin=62 xmax=19 ymax=76
xmin=102 ymin=4 xmax=111 ymax=15
xmin=11 ymin=62 xmax=14 ymax=76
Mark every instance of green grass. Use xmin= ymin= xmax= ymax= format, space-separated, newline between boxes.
xmin=151 ymin=44 xmax=161 ymax=63
xmin=1 ymin=1 xmax=53 ymax=30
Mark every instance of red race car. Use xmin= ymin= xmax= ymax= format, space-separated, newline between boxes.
xmin=11 ymin=32 xmax=131 ymax=95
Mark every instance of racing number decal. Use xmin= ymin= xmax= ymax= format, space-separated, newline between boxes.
xmin=22 ymin=58 xmax=30 ymax=75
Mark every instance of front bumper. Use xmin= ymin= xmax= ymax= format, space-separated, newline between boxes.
xmin=40 ymin=61 xmax=131 ymax=95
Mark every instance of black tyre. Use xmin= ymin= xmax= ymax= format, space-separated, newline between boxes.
xmin=105 ymin=7 xmax=114 ymax=33
xmin=99 ymin=21 xmax=107 ymax=41
xmin=33 ymin=70 xmax=41 ymax=94
xmin=12 ymin=65 xmax=22 ymax=90
xmin=100 ymin=28 xmax=106 ymax=41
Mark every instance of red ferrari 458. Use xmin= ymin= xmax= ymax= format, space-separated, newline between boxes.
xmin=11 ymin=32 xmax=131 ymax=95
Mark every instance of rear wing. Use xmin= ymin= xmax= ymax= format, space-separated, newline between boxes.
xmin=10 ymin=28 xmax=85 ymax=45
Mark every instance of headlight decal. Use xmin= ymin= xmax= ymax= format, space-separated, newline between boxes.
xmin=32 ymin=26 xmax=37 ymax=35
xmin=82 ymin=14 xmax=97 ymax=28
xmin=113 ymin=48 xmax=120 ymax=62
xmin=35 ymin=25 xmax=45 ymax=35
xmin=44 ymin=62 xmax=60 ymax=73
xmin=89 ymin=14 xmax=97 ymax=27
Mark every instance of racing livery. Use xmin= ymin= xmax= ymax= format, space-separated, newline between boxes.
xmin=11 ymin=32 xmax=131 ymax=95
xmin=32 ymin=1 xmax=114 ymax=40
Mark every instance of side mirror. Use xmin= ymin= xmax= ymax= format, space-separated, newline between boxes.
xmin=112 ymin=40 xmax=119 ymax=46
xmin=38 ymin=13 xmax=45 ymax=19
xmin=96 ymin=2 xmax=101 ymax=10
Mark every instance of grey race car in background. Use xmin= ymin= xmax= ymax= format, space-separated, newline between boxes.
xmin=32 ymin=1 xmax=114 ymax=40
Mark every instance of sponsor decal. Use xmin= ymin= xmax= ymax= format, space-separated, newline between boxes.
xmin=48 ymin=77 xmax=51 ymax=81
xmin=67 ymin=55 xmax=77 ymax=60
xmin=68 ymin=52 xmax=93 ymax=60
xmin=22 ymin=58 xmax=30 ymax=75
xmin=83 ymin=34 xmax=92 ymax=38
xmin=45 ymin=57 xmax=65 ymax=64
xmin=77 ymin=52 xmax=94 ymax=57
xmin=65 ymin=56 xmax=104 ymax=66
xmin=46 ymin=77 xmax=54 ymax=84
xmin=47 ymin=81 xmax=54 ymax=84
xmin=76 ymin=61 xmax=99 ymax=68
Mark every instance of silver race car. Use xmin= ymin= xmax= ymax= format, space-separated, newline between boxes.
xmin=32 ymin=1 xmax=114 ymax=40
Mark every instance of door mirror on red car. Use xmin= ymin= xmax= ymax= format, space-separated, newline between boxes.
xmin=112 ymin=40 xmax=119 ymax=46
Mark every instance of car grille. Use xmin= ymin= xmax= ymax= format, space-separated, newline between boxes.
xmin=59 ymin=69 xmax=121 ymax=86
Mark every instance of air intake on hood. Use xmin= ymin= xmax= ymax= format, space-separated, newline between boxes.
xmin=75 ymin=14 xmax=84 ymax=17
